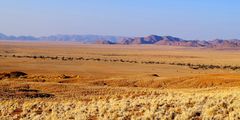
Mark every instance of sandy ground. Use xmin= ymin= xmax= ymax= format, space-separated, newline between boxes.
xmin=1 ymin=41 xmax=240 ymax=119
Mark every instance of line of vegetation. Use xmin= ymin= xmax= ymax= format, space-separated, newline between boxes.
xmin=1 ymin=54 xmax=240 ymax=71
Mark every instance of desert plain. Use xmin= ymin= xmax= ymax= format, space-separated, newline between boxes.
xmin=1 ymin=41 xmax=240 ymax=120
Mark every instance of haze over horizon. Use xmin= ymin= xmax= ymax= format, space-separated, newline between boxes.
xmin=1 ymin=0 xmax=240 ymax=40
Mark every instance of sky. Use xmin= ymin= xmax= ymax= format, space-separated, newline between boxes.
xmin=0 ymin=0 xmax=240 ymax=40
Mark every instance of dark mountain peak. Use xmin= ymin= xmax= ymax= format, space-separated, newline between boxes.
xmin=145 ymin=34 xmax=162 ymax=39
xmin=120 ymin=35 xmax=183 ymax=45
xmin=162 ymin=36 xmax=182 ymax=41
xmin=212 ymin=39 xmax=224 ymax=42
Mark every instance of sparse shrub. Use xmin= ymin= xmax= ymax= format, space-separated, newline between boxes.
xmin=8 ymin=71 xmax=27 ymax=78
xmin=151 ymin=74 xmax=160 ymax=77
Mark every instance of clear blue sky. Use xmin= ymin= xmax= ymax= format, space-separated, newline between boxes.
xmin=0 ymin=0 xmax=240 ymax=40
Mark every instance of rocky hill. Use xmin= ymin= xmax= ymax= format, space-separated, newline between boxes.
xmin=100 ymin=35 xmax=240 ymax=48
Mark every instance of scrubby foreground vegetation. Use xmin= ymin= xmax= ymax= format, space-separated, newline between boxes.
xmin=1 ymin=88 xmax=240 ymax=120
xmin=2 ymin=72 xmax=240 ymax=120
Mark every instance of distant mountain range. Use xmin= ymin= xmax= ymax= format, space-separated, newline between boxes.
xmin=1 ymin=33 xmax=240 ymax=48
xmin=0 ymin=33 xmax=124 ymax=43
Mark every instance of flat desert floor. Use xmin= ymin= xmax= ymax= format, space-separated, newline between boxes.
xmin=1 ymin=41 xmax=240 ymax=120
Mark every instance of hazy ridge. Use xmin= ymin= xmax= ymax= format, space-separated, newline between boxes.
xmin=1 ymin=33 xmax=240 ymax=47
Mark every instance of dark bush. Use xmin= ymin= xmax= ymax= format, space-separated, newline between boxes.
xmin=9 ymin=71 xmax=27 ymax=78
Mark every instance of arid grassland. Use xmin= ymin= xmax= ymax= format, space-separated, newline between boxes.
xmin=1 ymin=41 xmax=240 ymax=119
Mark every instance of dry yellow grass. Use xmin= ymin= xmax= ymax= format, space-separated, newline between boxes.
xmin=1 ymin=88 xmax=240 ymax=120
